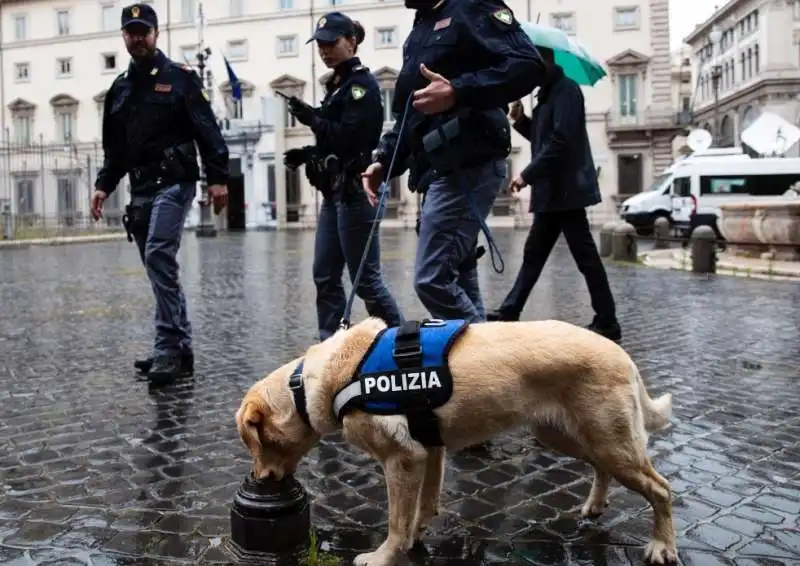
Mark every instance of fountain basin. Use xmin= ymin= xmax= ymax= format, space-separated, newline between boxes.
xmin=718 ymin=199 xmax=800 ymax=261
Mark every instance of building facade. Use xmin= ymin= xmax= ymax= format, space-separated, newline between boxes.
xmin=670 ymin=44 xmax=694 ymax=158
xmin=684 ymin=0 xmax=800 ymax=151
xmin=0 ymin=0 xmax=683 ymax=232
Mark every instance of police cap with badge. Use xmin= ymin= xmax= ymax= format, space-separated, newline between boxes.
xmin=307 ymin=11 xmax=355 ymax=44
xmin=121 ymin=3 xmax=158 ymax=29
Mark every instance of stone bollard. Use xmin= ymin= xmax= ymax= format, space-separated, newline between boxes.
xmin=691 ymin=225 xmax=717 ymax=274
xmin=227 ymin=473 xmax=310 ymax=564
xmin=599 ymin=221 xmax=618 ymax=257
xmin=653 ymin=216 xmax=671 ymax=249
xmin=611 ymin=222 xmax=637 ymax=262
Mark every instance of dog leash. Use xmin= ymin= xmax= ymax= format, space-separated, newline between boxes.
xmin=339 ymin=97 xmax=415 ymax=331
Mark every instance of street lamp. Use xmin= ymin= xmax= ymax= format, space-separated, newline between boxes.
xmin=707 ymin=25 xmax=723 ymax=146
xmin=194 ymin=2 xmax=218 ymax=238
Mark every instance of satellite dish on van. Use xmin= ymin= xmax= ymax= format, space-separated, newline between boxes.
xmin=687 ymin=128 xmax=713 ymax=152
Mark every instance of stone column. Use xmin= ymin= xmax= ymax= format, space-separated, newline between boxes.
xmin=274 ymin=99 xmax=288 ymax=231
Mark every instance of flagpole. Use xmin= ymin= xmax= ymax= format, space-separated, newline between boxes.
xmin=195 ymin=0 xmax=218 ymax=237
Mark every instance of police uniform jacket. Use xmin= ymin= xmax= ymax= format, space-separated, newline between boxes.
xmin=95 ymin=49 xmax=229 ymax=196
xmin=373 ymin=0 xmax=547 ymax=181
xmin=312 ymin=57 xmax=383 ymax=175
xmin=516 ymin=65 xmax=601 ymax=213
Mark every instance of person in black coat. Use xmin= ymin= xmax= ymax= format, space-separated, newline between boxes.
xmin=486 ymin=47 xmax=621 ymax=342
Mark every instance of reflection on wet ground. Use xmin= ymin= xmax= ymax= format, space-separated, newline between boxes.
xmin=0 ymin=230 xmax=798 ymax=565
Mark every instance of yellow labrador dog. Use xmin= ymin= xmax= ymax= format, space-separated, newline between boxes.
xmin=236 ymin=318 xmax=676 ymax=566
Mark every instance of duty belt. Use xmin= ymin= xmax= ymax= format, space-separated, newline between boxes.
xmin=129 ymin=142 xmax=194 ymax=189
xmin=129 ymin=160 xmax=168 ymax=185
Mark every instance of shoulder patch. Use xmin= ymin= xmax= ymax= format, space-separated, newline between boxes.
xmin=201 ymin=89 xmax=210 ymax=101
xmin=351 ymin=85 xmax=366 ymax=100
xmin=493 ymin=8 xmax=513 ymax=24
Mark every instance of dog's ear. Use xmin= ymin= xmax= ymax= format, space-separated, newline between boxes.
xmin=237 ymin=400 xmax=266 ymax=452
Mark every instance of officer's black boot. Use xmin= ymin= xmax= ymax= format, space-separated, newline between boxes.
xmin=486 ymin=309 xmax=519 ymax=322
xmin=587 ymin=316 xmax=622 ymax=343
xmin=137 ymin=351 xmax=194 ymax=377
xmin=134 ymin=357 xmax=153 ymax=374
xmin=148 ymin=354 xmax=184 ymax=384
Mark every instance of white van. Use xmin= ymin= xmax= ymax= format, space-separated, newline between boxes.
xmin=670 ymin=157 xmax=800 ymax=237
xmin=619 ymin=148 xmax=747 ymax=233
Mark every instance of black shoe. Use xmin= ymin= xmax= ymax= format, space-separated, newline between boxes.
xmin=136 ymin=351 xmax=194 ymax=376
xmin=148 ymin=354 xmax=185 ymax=384
xmin=587 ymin=317 xmax=622 ymax=342
xmin=486 ymin=309 xmax=519 ymax=322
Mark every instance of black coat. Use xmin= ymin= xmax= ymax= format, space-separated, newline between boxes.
xmin=96 ymin=49 xmax=229 ymax=195
xmin=516 ymin=65 xmax=601 ymax=213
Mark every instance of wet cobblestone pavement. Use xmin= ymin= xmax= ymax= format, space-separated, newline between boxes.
xmin=1 ymin=229 xmax=798 ymax=566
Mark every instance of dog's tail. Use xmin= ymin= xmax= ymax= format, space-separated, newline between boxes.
xmin=632 ymin=362 xmax=673 ymax=433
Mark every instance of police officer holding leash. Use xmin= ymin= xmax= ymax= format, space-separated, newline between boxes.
xmin=90 ymin=3 xmax=229 ymax=383
xmin=283 ymin=12 xmax=404 ymax=341
xmin=362 ymin=0 xmax=547 ymax=323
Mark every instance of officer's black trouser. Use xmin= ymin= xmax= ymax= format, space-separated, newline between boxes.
xmin=130 ymin=182 xmax=195 ymax=356
xmin=313 ymin=188 xmax=404 ymax=340
xmin=499 ymin=208 xmax=617 ymax=321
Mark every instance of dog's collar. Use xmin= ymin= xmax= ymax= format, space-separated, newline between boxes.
xmin=288 ymin=359 xmax=312 ymax=429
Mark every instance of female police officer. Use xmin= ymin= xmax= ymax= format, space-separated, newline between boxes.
xmin=283 ymin=11 xmax=404 ymax=341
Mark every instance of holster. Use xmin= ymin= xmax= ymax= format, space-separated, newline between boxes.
xmin=123 ymin=200 xmax=153 ymax=243
xmin=419 ymin=109 xmax=511 ymax=176
xmin=305 ymin=154 xmax=334 ymax=199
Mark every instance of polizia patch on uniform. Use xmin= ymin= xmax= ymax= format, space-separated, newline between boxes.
xmin=154 ymin=83 xmax=172 ymax=92
xmin=351 ymin=85 xmax=366 ymax=100
xmin=493 ymin=8 xmax=513 ymax=24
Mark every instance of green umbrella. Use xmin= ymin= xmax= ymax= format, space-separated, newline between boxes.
xmin=520 ymin=22 xmax=607 ymax=86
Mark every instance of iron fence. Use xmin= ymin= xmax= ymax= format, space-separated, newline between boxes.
xmin=0 ymin=135 xmax=126 ymax=240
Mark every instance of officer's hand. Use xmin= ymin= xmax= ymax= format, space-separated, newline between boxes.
xmin=90 ymin=190 xmax=108 ymax=221
xmin=413 ymin=64 xmax=455 ymax=115
xmin=361 ymin=163 xmax=384 ymax=207
xmin=509 ymin=100 xmax=524 ymax=122
xmin=206 ymin=184 xmax=228 ymax=214
xmin=288 ymin=97 xmax=315 ymax=126
xmin=509 ymin=175 xmax=528 ymax=193
xmin=283 ymin=148 xmax=308 ymax=170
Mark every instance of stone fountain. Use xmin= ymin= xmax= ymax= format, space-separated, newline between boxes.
xmin=718 ymin=189 xmax=800 ymax=261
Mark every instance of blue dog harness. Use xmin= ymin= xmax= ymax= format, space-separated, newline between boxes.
xmin=289 ymin=319 xmax=469 ymax=446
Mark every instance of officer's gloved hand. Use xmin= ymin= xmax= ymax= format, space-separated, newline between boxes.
xmin=288 ymin=97 xmax=315 ymax=126
xmin=283 ymin=148 xmax=309 ymax=170
xmin=459 ymin=245 xmax=486 ymax=271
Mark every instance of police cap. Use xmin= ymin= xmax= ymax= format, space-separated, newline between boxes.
xmin=121 ymin=3 xmax=158 ymax=30
xmin=307 ymin=12 xmax=355 ymax=44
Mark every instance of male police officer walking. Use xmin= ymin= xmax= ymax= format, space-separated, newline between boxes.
xmin=90 ymin=3 xmax=229 ymax=383
xmin=284 ymin=12 xmax=404 ymax=340
xmin=362 ymin=0 xmax=546 ymax=323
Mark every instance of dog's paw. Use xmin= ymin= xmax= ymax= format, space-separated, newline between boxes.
xmin=353 ymin=549 xmax=398 ymax=566
xmin=643 ymin=539 xmax=678 ymax=564
xmin=580 ymin=497 xmax=610 ymax=518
